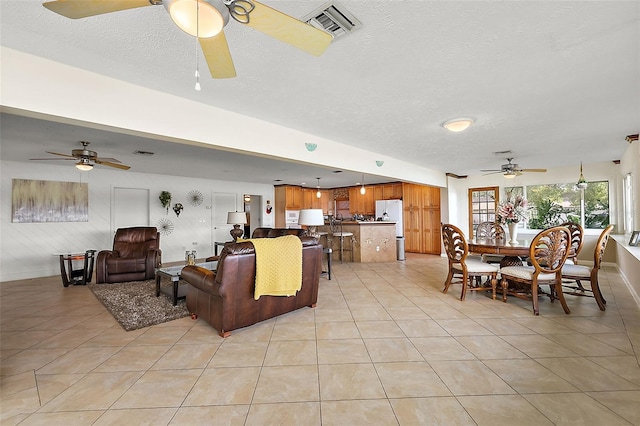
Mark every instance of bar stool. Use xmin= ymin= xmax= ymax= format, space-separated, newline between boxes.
xmin=330 ymin=214 xmax=353 ymax=263
xmin=316 ymin=231 xmax=332 ymax=279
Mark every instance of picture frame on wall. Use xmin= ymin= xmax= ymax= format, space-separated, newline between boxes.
xmin=629 ymin=231 xmax=640 ymax=247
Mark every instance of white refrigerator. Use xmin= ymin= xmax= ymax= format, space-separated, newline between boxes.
xmin=375 ymin=200 xmax=403 ymax=237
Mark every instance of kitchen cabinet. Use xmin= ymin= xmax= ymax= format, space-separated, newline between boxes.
xmin=302 ymin=188 xmax=314 ymax=209
xmin=313 ymin=190 xmax=330 ymax=213
xmin=402 ymin=183 xmax=441 ymax=255
xmin=285 ymin=186 xmax=302 ymax=209
xmin=274 ymin=185 xmax=303 ymax=227
xmin=349 ymin=187 xmax=375 ymax=215
xmin=383 ymin=183 xmax=403 ymax=200
xmin=374 ymin=186 xmax=384 ymax=202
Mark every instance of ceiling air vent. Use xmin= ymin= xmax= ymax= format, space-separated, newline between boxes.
xmin=303 ymin=1 xmax=362 ymax=40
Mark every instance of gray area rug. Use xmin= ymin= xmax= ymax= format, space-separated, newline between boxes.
xmin=89 ymin=280 xmax=189 ymax=331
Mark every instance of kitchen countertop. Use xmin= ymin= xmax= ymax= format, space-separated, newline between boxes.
xmin=341 ymin=221 xmax=396 ymax=225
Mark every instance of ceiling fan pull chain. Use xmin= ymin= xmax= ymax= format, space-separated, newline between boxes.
xmin=226 ymin=0 xmax=255 ymax=24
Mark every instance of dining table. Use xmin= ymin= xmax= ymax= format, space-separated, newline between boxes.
xmin=468 ymin=237 xmax=532 ymax=260
xmin=468 ymin=237 xmax=535 ymax=301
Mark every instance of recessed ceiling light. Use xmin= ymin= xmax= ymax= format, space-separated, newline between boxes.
xmin=442 ymin=118 xmax=474 ymax=132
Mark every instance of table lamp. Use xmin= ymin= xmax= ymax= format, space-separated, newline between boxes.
xmin=227 ymin=211 xmax=247 ymax=241
xmin=298 ymin=209 xmax=325 ymax=238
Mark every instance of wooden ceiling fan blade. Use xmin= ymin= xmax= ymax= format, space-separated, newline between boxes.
xmin=245 ymin=1 xmax=333 ymax=56
xmin=200 ymin=31 xmax=237 ymax=78
xmin=43 ymin=0 xmax=152 ymax=19
xmin=95 ymin=160 xmax=131 ymax=170
xmin=95 ymin=157 xmax=122 ymax=163
xmin=45 ymin=151 xmax=76 ymax=158
xmin=521 ymin=168 xmax=547 ymax=173
xmin=30 ymin=157 xmax=76 ymax=161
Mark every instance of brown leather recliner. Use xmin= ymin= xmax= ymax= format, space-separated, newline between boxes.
xmin=96 ymin=227 xmax=162 ymax=283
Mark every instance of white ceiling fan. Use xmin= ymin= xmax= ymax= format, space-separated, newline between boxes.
xmin=30 ymin=141 xmax=131 ymax=170
xmin=42 ymin=0 xmax=334 ymax=79
xmin=480 ymin=158 xmax=547 ymax=178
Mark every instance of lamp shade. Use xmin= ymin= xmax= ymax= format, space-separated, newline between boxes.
xmin=298 ymin=209 xmax=324 ymax=226
xmin=227 ymin=211 xmax=247 ymax=225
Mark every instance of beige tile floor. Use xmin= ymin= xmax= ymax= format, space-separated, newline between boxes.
xmin=1 ymin=254 xmax=639 ymax=425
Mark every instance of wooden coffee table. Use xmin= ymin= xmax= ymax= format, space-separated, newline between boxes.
xmin=155 ymin=261 xmax=217 ymax=305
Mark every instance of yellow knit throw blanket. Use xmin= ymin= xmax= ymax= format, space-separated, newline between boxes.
xmin=249 ymin=235 xmax=303 ymax=300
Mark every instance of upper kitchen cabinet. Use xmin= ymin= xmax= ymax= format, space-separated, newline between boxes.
xmin=284 ymin=186 xmax=302 ymax=210
xmin=349 ymin=187 xmax=375 ymax=215
xmin=383 ymin=183 xmax=403 ymax=200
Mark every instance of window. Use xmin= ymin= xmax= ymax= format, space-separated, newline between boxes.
xmin=468 ymin=187 xmax=498 ymax=238
xmin=623 ymin=173 xmax=634 ymax=233
xmin=518 ymin=181 xmax=609 ymax=230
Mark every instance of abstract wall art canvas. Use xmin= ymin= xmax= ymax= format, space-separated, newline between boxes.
xmin=12 ymin=179 xmax=89 ymax=223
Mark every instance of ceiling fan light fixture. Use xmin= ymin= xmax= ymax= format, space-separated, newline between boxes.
xmin=165 ymin=0 xmax=229 ymax=38
xmin=75 ymin=159 xmax=93 ymax=171
xmin=503 ymin=171 xmax=516 ymax=179
xmin=442 ymin=118 xmax=474 ymax=132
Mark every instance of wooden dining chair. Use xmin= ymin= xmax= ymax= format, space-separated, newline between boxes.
xmin=561 ymin=221 xmax=584 ymax=264
xmin=557 ymin=224 xmax=614 ymax=311
xmin=475 ymin=221 xmax=506 ymax=264
xmin=498 ymin=226 xmax=572 ymax=315
xmin=441 ymin=223 xmax=499 ymax=301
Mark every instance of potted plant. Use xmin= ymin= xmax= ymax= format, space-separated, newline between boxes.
xmin=159 ymin=191 xmax=172 ymax=214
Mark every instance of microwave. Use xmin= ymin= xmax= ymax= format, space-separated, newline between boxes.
xmin=285 ymin=210 xmax=300 ymax=224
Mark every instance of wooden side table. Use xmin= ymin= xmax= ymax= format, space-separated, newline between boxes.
xmin=55 ymin=250 xmax=96 ymax=287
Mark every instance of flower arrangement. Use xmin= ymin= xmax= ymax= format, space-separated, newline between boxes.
xmin=497 ymin=193 xmax=529 ymax=224
xmin=159 ymin=191 xmax=172 ymax=213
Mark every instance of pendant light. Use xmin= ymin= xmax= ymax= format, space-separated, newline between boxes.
xmin=576 ymin=162 xmax=588 ymax=189
xmin=360 ymin=174 xmax=366 ymax=195
xmin=316 ymin=177 xmax=321 ymax=198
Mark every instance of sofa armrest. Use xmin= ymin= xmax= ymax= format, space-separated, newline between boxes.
xmin=182 ymin=265 xmax=218 ymax=294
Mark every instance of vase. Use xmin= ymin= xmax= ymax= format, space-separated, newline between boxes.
xmin=508 ymin=222 xmax=518 ymax=244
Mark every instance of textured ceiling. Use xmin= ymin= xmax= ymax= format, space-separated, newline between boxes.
xmin=1 ymin=0 xmax=638 ymax=186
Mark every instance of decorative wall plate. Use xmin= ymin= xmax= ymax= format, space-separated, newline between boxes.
xmin=157 ymin=218 xmax=174 ymax=235
xmin=187 ymin=190 xmax=203 ymax=207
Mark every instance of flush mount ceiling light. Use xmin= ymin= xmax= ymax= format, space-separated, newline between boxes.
xmin=576 ymin=162 xmax=588 ymax=189
xmin=305 ymin=143 xmax=318 ymax=152
xmin=442 ymin=118 xmax=474 ymax=132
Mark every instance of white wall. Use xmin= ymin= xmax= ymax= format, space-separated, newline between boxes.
xmin=0 ymin=160 xmax=274 ymax=282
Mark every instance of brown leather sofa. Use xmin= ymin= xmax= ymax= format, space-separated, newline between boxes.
xmin=181 ymin=236 xmax=322 ymax=337
xmin=206 ymin=228 xmax=306 ymax=262
xmin=251 ymin=227 xmax=306 ymax=238
xmin=96 ymin=227 xmax=162 ymax=283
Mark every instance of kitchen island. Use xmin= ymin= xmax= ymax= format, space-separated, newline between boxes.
xmin=318 ymin=221 xmax=398 ymax=262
